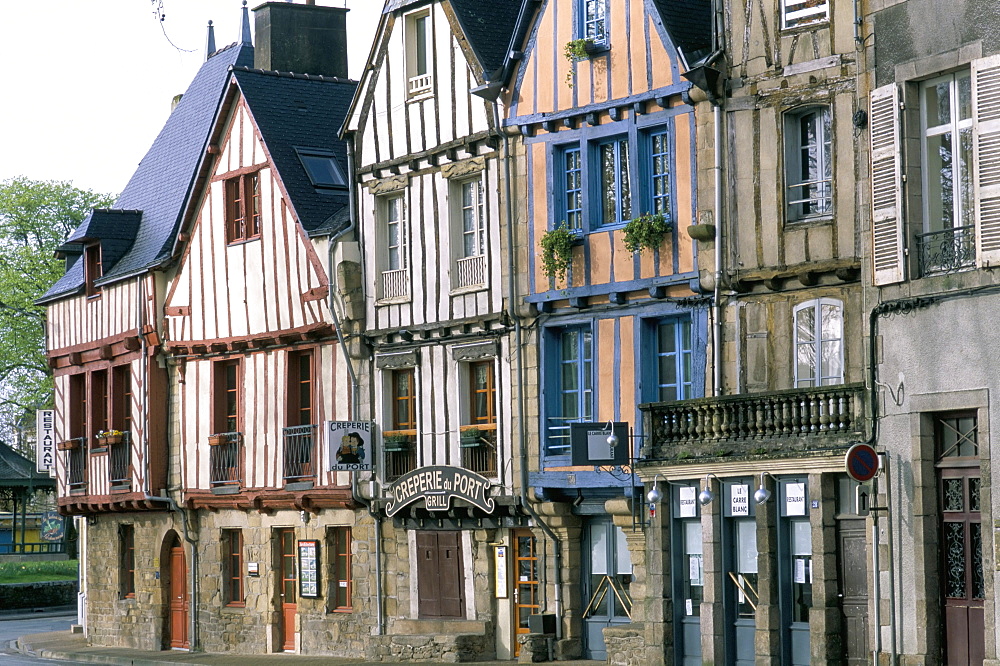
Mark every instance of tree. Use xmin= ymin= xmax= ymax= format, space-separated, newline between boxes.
xmin=0 ymin=177 xmax=115 ymax=451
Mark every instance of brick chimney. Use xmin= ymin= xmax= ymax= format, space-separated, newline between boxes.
xmin=252 ymin=2 xmax=348 ymax=78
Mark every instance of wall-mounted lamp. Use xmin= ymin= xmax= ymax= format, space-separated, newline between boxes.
xmin=754 ymin=471 xmax=776 ymax=505
xmin=605 ymin=421 xmax=619 ymax=455
xmin=698 ymin=474 xmax=720 ymax=505
xmin=646 ymin=474 xmax=664 ymax=519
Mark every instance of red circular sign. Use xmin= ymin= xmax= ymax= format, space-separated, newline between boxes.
xmin=845 ymin=443 xmax=880 ymax=482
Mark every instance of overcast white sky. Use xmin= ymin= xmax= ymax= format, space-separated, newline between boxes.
xmin=0 ymin=0 xmax=382 ymax=197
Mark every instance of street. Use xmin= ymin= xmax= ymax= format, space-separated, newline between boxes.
xmin=0 ymin=611 xmax=76 ymax=665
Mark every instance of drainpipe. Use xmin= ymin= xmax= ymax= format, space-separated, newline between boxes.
xmin=711 ymin=0 xmax=725 ymax=398
xmin=492 ymin=100 xmax=564 ymax=640
xmin=143 ymin=493 xmax=197 ymax=651
xmin=329 ymin=136 xmax=385 ymax=636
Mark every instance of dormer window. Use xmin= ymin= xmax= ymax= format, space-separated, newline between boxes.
xmin=225 ymin=172 xmax=261 ymax=243
xmin=296 ymin=150 xmax=346 ymax=189
xmin=406 ymin=10 xmax=432 ymax=97
xmin=85 ymin=243 xmax=102 ymax=297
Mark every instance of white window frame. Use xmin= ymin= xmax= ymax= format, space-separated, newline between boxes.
xmin=780 ymin=0 xmax=829 ymax=30
xmin=784 ymin=105 xmax=833 ymax=221
xmin=405 ymin=9 xmax=432 ymax=98
xmin=920 ymin=70 xmax=973 ymax=233
xmin=793 ymin=298 xmax=843 ymax=388
xmin=379 ymin=195 xmax=408 ymax=301
xmin=452 ymin=177 xmax=487 ymax=290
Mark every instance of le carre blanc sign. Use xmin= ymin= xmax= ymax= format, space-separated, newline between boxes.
xmin=386 ymin=466 xmax=495 ymax=517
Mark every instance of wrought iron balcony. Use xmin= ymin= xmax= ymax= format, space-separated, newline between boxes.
xmin=209 ymin=432 xmax=242 ymax=488
xmin=917 ymin=225 xmax=975 ymax=276
xmin=283 ymin=424 xmax=316 ymax=484
xmin=66 ymin=437 xmax=89 ymax=492
xmin=110 ymin=431 xmax=132 ymax=489
xmin=642 ymin=383 xmax=865 ymax=461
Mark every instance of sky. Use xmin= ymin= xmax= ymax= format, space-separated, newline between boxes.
xmin=0 ymin=0 xmax=383 ymax=197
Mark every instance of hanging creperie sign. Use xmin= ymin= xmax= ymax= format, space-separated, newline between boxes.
xmin=386 ymin=465 xmax=495 ymax=517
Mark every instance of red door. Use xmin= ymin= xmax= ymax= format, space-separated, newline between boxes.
xmin=168 ymin=544 xmax=189 ymax=649
xmin=279 ymin=529 xmax=297 ymax=651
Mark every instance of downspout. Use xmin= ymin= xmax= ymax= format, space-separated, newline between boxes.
xmin=711 ymin=0 xmax=725 ymax=397
xmin=492 ymin=100 xmax=564 ymax=639
xmin=329 ymin=136 xmax=384 ymax=636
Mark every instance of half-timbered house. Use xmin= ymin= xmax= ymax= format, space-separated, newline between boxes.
xmin=40 ymin=2 xmax=376 ymax=657
xmin=342 ymin=0 xmax=528 ymax=660
xmin=501 ymin=0 xmax=711 ymax=660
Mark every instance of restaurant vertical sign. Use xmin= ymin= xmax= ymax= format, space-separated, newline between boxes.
xmin=36 ymin=409 xmax=54 ymax=475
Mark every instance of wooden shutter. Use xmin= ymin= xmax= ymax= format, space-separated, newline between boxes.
xmin=973 ymin=55 xmax=1000 ymax=266
xmin=870 ymin=84 xmax=904 ymax=285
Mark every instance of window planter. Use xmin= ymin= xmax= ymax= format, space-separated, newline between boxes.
xmin=208 ymin=434 xmax=228 ymax=446
xmin=383 ymin=435 xmax=412 ymax=452
xmin=57 ymin=440 xmax=79 ymax=452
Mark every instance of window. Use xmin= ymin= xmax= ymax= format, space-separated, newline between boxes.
xmin=650 ymin=129 xmax=671 ymax=216
xmin=111 ymin=365 xmax=133 ymax=435
xmin=579 ymin=0 xmax=608 ymax=45
xmin=453 ymin=178 xmax=487 ymax=288
xmin=392 ymin=369 xmax=416 ymax=431
xmin=781 ymin=0 xmax=829 ymax=29
xmin=653 ymin=318 xmax=693 ymax=402
xmin=463 ymin=361 xmax=497 ymax=476
xmin=284 ymin=351 xmax=315 ymax=484
xmin=214 ymin=360 xmax=241 ymax=434
xmin=406 ymin=10 xmax=432 ymax=96
xmin=921 ymin=72 xmax=973 ymax=233
xmin=597 ymin=137 xmax=632 ymax=226
xmin=785 ymin=106 xmax=832 ymax=221
xmin=287 ymin=351 xmax=314 ymax=427
xmin=380 ymin=195 xmax=408 ymax=300
xmin=224 ymin=172 xmax=261 ymax=243
xmin=385 ymin=368 xmax=417 ymax=480
xmin=330 ymin=526 xmax=352 ymax=612
xmin=560 ymin=146 xmax=583 ymax=231
xmin=296 ymin=150 xmax=346 ymax=188
xmin=547 ymin=327 xmax=593 ymax=454
xmin=469 ymin=361 xmax=496 ymax=426
xmin=223 ymin=529 xmax=244 ymax=606
xmin=84 ymin=244 xmax=102 ymax=297
xmin=91 ymin=369 xmax=108 ymax=442
xmin=793 ymin=298 xmax=843 ymax=388
xmin=120 ymin=524 xmax=135 ymax=599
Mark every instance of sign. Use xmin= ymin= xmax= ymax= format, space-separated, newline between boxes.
xmin=730 ymin=484 xmax=750 ymax=516
xmin=247 ymin=562 xmax=260 ymax=577
xmin=494 ymin=545 xmax=508 ymax=598
xmin=327 ymin=421 xmax=373 ymax=471
xmin=36 ymin=409 xmax=55 ymax=474
xmin=386 ymin=465 xmax=495 ymax=517
xmin=785 ymin=482 xmax=807 ymax=516
xmin=298 ymin=540 xmax=319 ymax=598
xmin=570 ymin=422 xmax=629 ymax=467
xmin=845 ymin=443 xmax=880 ymax=482
xmin=40 ymin=512 xmax=65 ymax=542
xmin=679 ymin=486 xmax=697 ymax=518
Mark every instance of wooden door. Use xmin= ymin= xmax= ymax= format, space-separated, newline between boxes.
xmin=513 ymin=530 xmax=539 ymax=656
xmin=837 ymin=518 xmax=869 ymax=665
xmin=416 ymin=531 xmax=464 ymax=618
xmin=278 ymin=529 xmax=297 ymax=651
xmin=167 ymin=543 xmax=189 ymax=649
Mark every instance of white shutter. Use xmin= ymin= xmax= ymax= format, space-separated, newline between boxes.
xmin=870 ymin=84 xmax=904 ymax=285
xmin=973 ymin=55 xmax=1000 ymax=266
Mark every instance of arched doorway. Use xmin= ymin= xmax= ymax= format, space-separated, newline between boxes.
xmin=161 ymin=532 xmax=189 ymax=650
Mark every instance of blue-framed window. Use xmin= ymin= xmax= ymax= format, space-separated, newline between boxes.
xmin=654 ymin=318 xmax=693 ymax=402
xmin=598 ymin=137 xmax=632 ymax=227
xmin=580 ymin=0 xmax=608 ymax=44
xmin=546 ymin=327 xmax=593 ymax=454
xmin=552 ymin=125 xmax=672 ymax=234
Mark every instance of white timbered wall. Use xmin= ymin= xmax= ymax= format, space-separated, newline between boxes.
xmin=46 ymin=278 xmax=149 ymax=352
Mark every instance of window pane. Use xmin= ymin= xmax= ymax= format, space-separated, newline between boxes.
xmin=590 ymin=523 xmax=609 ymax=575
xmin=959 ymin=127 xmax=973 ymax=227
xmin=958 ymin=73 xmax=972 ymax=121
xmin=601 ymin=143 xmax=617 ymax=225
xmin=651 ymin=132 xmax=670 ymax=215
xmin=564 ymin=148 xmax=582 ymax=230
xmin=737 ymin=519 xmax=758 ymax=573
xmin=415 ymin=16 xmax=427 ymax=75
xmin=619 ymin=140 xmax=631 ymax=220
xmin=924 ymin=80 xmax=952 ymax=128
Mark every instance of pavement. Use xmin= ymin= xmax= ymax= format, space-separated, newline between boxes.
xmin=11 ymin=628 xmax=601 ymax=665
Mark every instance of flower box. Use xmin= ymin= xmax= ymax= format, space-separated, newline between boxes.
xmin=208 ymin=434 xmax=228 ymax=446
xmin=57 ymin=440 xmax=79 ymax=451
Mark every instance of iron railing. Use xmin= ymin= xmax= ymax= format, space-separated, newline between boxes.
xmin=644 ymin=384 xmax=864 ymax=457
xmin=283 ymin=425 xmax=317 ymax=483
xmin=110 ymin=431 xmax=132 ymax=488
xmin=381 ymin=268 xmax=408 ymax=299
xmin=461 ymin=437 xmax=497 ymax=477
xmin=917 ymin=225 xmax=975 ymax=276
xmin=0 ymin=542 xmax=66 ymax=555
xmin=67 ymin=437 xmax=88 ymax=492
xmin=209 ymin=432 xmax=242 ymax=488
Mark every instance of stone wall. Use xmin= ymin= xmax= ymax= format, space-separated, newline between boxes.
xmin=0 ymin=580 xmax=78 ymax=610
xmin=604 ymin=625 xmax=645 ymax=666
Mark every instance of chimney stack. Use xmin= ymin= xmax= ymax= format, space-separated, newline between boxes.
xmin=252 ymin=2 xmax=349 ymax=79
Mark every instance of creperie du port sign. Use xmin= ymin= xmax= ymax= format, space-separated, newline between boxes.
xmin=386 ymin=465 xmax=495 ymax=517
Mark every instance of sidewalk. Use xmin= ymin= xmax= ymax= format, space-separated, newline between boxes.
xmin=14 ymin=630 xmax=601 ymax=665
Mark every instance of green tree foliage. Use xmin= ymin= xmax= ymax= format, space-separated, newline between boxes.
xmin=0 ymin=177 xmax=114 ymax=442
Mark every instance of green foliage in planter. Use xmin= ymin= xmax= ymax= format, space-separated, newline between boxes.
xmin=622 ymin=213 xmax=670 ymax=254
xmin=540 ymin=222 xmax=577 ymax=281
xmin=564 ymin=39 xmax=593 ymax=63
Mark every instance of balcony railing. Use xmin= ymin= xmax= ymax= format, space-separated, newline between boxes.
xmin=283 ymin=424 xmax=316 ymax=484
xmin=917 ymin=225 xmax=975 ymax=276
xmin=381 ymin=268 xmax=409 ymax=300
xmin=209 ymin=432 xmax=242 ymax=488
xmin=643 ymin=384 xmax=865 ymax=460
xmin=455 ymin=254 xmax=486 ymax=289
xmin=66 ymin=437 xmax=88 ymax=492
xmin=383 ymin=430 xmax=417 ymax=482
xmin=110 ymin=431 xmax=132 ymax=489
xmin=460 ymin=425 xmax=497 ymax=477
xmin=408 ymin=73 xmax=433 ymax=96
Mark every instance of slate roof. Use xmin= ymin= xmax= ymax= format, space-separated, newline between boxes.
xmin=39 ymin=41 xmax=254 ymax=303
xmin=231 ymin=68 xmax=358 ymax=237
xmin=449 ymin=0 xmax=521 ymax=78
xmin=0 ymin=441 xmax=54 ymax=489
xmin=650 ymin=0 xmax=713 ymax=66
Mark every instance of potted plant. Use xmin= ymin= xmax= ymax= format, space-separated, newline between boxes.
xmin=208 ymin=433 xmax=228 ymax=446
xmin=540 ymin=222 xmax=579 ymax=282
xmin=383 ymin=432 xmax=411 ymax=452
xmin=97 ymin=429 xmax=124 ymax=445
xmin=57 ymin=439 xmax=79 ymax=451
xmin=564 ymin=38 xmax=596 ymax=62
xmin=622 ymin=213 xmax=670 ymax=254
xmin=460 ymin=427 xmax=484 ymax=447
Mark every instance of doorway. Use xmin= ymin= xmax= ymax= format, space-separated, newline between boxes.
xmin=837 ymin=517 xmax=869 ymax=665
xmin=416 ymin=531 xmax=465 ymax=618
xmin=513 ymin=529 xmax=539 ymax=656
xmin=163 ymin=534 xmax=188 ymax=650
xmin=278 ymin=528 xmax=297 ymax=652
xmin=582 ymin=518 xmax=633 ymax=660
